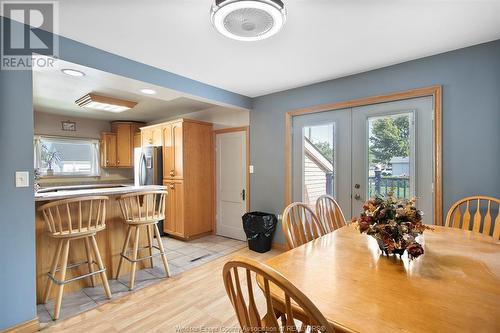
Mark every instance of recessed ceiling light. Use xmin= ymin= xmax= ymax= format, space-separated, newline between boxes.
xmin=61 ymin=68 xmax=85 ymax=77
xmin=210 ymin=0 xmax=286 ymax=41
xmin=140 ymin=88 xmax=157 ymax=95
xmin=75 ymin=93 xmax=137 ymax=113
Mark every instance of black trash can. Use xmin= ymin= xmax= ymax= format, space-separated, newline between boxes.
xmin=242 ymin=212 xmax=277 ymax=253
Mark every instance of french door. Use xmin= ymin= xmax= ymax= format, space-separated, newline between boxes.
xmin=292 ymin=96 xmax=434 ymax=222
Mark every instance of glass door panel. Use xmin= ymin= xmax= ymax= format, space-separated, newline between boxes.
xmin=352 ymin=97 xmax=434 ymax=223
xmin=292 ymin=108 xmax=351 ymax=217
xmin=367 ymin=112 xmax=415 ymax=199
xmin=302 ymin=123 xmax=335 ymax=205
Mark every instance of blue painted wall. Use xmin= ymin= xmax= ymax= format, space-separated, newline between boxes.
xmin=250 ymin=40 xmax=500 ymax=244
xmin=0 ymin=68 xmax=36 ymax=329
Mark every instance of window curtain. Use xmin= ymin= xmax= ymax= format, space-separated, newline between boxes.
xmin=34 ymin=135 xmax=42 ymax=170
xmin=90 ymin=140 xmax=100 ymax=176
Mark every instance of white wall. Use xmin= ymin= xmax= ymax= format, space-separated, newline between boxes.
xmin=34 ymin=111 xmax=133 ymax=185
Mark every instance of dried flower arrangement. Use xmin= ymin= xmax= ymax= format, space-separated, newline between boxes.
xmin=351 ymin=193 xmax=432 ymax=259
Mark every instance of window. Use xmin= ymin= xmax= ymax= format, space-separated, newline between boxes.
xmin=34 ymin=136 xmax=100 ymax=177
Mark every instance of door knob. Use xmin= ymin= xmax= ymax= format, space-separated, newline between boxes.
xmin=241 ymin=189 xmax=246 ymax=201
xmin=354 ymin=184 xmax=360 ymax=189
xmin=169 ymin=184 xmax=175 ymax=189
xmin=354 ymin=193 xmax=361 ymax=200
xmin=169 ymin=170 xmax=175 ymax=177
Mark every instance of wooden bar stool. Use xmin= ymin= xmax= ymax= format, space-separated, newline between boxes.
xmin=116 ymin=191 xmax=170 ymax=290
xmin=38 ymin=196 xmax=112 ymax=320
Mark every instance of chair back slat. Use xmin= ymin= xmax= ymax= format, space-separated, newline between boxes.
xmin=462 ymin=201 xmax=471 ymax=230
xmin=316 ymin=195 xmax=347 ymax=232
xmin=223 ymin=257 xmax=333 ymax=333
xmin=493 ymin=212 xmax=500 ymax=240
xmin=282 ymin=202 xmax=326 ymax=249
xmin=116 ymin=191 xmax=167 ymax=224
xmin=445 ymin=196 xmax=500 ymax=240
xmin=87 ymin=200 xmax=93 ymax=229
xmin=38 ymin=196 xmax=108 ymax=237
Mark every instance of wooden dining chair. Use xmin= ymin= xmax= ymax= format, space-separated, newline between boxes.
xmin=38 ymin=196 xmax=112 ymax=320
xmin=282 ymin=202 xmax=326 ymax=249
xmin=315 ymin=195 xmax=347 ymax=232
xmin=445 ymin=195 xmax=500 ymax=240
xmin=223 ymin=257 xmax=334 ymax=333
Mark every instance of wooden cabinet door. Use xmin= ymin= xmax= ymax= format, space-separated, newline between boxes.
xmin=133 ymin=133 xmax=141 ymax=148
xmin=163 ymin=180 xmax=175 ymax=234
xmin=171 ymin=122 xmax=184 ymax=179
xmin=114 ymin=123 xmax=132 ymax=167
xmin=163 ymin=124 xmax=174 ymax=179
xmin=163 ymin=180 xmax=185 ymax=236
xmin=101 ymin=133 xmax=117 ymax=167
xmin=141 ymin=128 xmax=153 ymax=146
xmin=152 ymin=126 xmax=163 ymax=146
xmin=163 ymin=122 xmax=183 ymax=179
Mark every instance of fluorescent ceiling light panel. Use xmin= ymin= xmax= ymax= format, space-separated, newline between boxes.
xmin=75 ymin=93 xmax=137 ymax=113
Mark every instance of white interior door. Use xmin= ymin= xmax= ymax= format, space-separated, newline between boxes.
xmin=216 ymin=130 xmax=247 ymax=240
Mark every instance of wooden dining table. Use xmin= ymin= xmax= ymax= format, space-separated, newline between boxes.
xmin=264 ymin=225 xmax=500 ymax=333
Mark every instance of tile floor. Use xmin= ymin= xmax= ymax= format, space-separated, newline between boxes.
xmin=37 ymin=234 xmax=246 ymax=324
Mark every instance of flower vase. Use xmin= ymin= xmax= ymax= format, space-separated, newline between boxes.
xmin=375 ymin=237 xmax=405 ymax=257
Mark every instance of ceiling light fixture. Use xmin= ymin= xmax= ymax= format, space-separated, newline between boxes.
xmin=75 ymin=93 xmax=137 ymax=113
xmin=210 ymin=0 xmax=286 ymax=41
xmin=140 ymin=88 xmax=157 ymax=95
xmin=61 ymin=68 xmax=85 ymax=77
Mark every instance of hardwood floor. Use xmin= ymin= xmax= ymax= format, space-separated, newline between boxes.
xmin=40 ymin=247 xmax=282 ymax=332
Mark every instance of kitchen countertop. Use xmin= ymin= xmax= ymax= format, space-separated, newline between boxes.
xmin=35 ymin=184 xmax=167 ymax=201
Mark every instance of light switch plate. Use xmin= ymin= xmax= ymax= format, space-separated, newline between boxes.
xmin=249 ymin=165 xmax=254 ymax=174
xmin=15 ymin=171 xmax=29 ymax=187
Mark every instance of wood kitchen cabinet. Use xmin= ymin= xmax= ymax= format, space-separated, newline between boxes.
xmin=133 ymin=132 xmax=141 ymax=148
xmin=101 ymin=121 xmax=144 ymax=168
xmin=162 ymin=122 xmax=184 ymax=179
xmin=141 ymin=125 xmax=162 ymax=146
xmin=141 ymin=119 xmax=213 ymax=239
xmin=100 ymin=132 xmax=117 ymax=167
xmin=163 ymin=180 xmax=185 ymax=237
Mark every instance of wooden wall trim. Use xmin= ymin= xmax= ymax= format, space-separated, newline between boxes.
xmin=213 ymin=126 xmax=251 ymax=235
xmin=0 ymin=318 xmax=39 ymax=333
xmin=284 ymin=85 xmax=443 ymax=225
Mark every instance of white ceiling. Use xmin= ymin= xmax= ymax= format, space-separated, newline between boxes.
xmin=33 ymin=58 xmax=234 ymax=122
xmin=52 ymin=0 xmax=500 ymax=97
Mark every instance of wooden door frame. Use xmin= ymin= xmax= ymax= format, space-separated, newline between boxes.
xmin=284 ymin=85 xmax=443 ymax=225
xmin=213 ymin=126 xmax=250 ymax=234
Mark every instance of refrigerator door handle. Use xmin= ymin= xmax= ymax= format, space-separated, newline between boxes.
xmin=139 ymin=153 xmax=147 ymax=186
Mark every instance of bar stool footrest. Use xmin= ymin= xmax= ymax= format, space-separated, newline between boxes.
xmin=48 ymin=260 xmax=106 ymax=285
xmin=120 ymin=245 xmax=165 ymax=263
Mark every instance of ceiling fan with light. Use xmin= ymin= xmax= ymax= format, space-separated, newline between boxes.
xmin=210 ymin=0 xmax=287 ymax=41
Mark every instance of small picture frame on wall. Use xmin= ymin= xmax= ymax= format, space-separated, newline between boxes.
xmin=61 ymin=121 xmax=76 ymax=131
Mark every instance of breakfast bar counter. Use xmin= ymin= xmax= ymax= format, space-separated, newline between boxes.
xmin=35 ymin=185 xmax=166 ymax=303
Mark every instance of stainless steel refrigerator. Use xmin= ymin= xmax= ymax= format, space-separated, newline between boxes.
xmin=134 ymin=146 xmax=163 ymax=186
xmin=134 ymin=146 xmax=165 ymax=235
